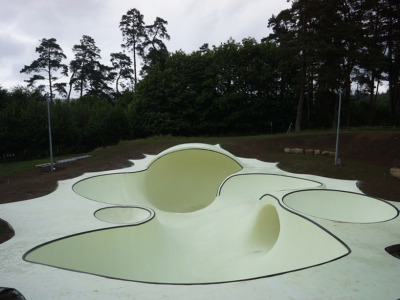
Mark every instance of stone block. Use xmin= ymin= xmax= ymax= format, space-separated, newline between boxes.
xmin=390 ymin=167 xmax=400 ymax=179
xmin=291 ymin=148 xmax=304 ymax=154
xmin=305 ymin=149 xmax=314 ymax=155
xmin=321 ymin=151 xmax=330 ymax=156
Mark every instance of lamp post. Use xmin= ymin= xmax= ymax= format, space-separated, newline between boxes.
xmin=47 ymin=97 xmax=54 ymax=172
xmin=334 ymin=93 xmax=342 ymax=166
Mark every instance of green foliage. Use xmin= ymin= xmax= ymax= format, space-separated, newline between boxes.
xmin=120 ymin=8 xmax=170 ymax=86
xmin=120 ymin=8 xmax=147 ymax=87
xmin=20 ymin=38 xmax=68 ymax=101
xmin=130 ymin=39 xmax=297 ymax=136
xmin=0 ymin=87 xmax=47 ymax=159
xmin=110 ymin=52 xmax=134 ymax=94
xmin=0 ymin=88 xmax=133 ymax=161
xmin=68 ymin=35 xmax=113 ymax=101
xmin=3 ymin=4 xmax=400 ymax=161
xmin=268 ymin=0 xmax=400 ymax=129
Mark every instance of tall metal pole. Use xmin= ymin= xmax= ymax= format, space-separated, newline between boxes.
xmin=47 ymin=97 xmax=54 ymax=172
xmin=334 ymin=93 xmax=342 ymax=166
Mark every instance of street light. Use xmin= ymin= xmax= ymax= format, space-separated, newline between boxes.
xmin=334 ymin=92 xmax=342 ymax=166
xmin=47 ymin=97 xmax=55 ymax=172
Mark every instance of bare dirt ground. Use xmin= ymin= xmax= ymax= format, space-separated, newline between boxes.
xmin=1 ymin=132 xmax=399 ymax=242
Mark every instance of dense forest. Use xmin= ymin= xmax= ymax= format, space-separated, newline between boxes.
xmin=1 ymin=0 xmax=399 ymax=161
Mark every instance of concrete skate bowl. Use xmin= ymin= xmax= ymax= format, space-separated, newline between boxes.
xmin=94 ymin=206 xmax=155 ymax=225
xmin=218 ymin=173 xmax=323 ymax=200
xmin=23 ymin=145 xmax=352 ymax=284
xmin=73 ymin=148 xmax=243 ymax=213
xmin=283 ymin=190 xmax=399 ymax=223
xmin=23 ymin=195 xmax=350 ymax=284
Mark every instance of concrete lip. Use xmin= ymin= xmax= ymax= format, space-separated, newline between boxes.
xmin=283 ymin=189 xmax=399 ymax=223
xmin=94 ymin=206 xmax=154 ymax=225
xmin=219 ymin=173 xmax=323 ymax=199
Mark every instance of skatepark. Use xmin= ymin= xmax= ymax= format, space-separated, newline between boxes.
xmin=1 ymin=143 xmax=399 ymax=298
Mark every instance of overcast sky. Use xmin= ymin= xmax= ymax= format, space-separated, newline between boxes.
xmin=0 ymin=0 xmax=290 ymax=90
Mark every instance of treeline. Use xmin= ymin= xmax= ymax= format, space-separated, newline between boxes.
xmin=268 ymin=0 xmax=400 ymax=131
xmin=0 ymin=87 xmax=131 ymax=159
xmin=0 ymin=40 xmax=393 ymax=160
xmin=132 ymin=38 xmax=395 ymax=137
xmin=1 ymin=1 xmax=400 ymax=160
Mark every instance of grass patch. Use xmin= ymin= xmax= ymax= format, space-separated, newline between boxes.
xmin=0 ymin=159 xmax=49 ymax=176
xmin=0 ymin=155 xmax=80 ymax=177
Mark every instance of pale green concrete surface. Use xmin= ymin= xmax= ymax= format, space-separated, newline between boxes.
xmin=283 ymin=190 xmax=398 ymax=223
xmin=94 ymin=206 xmax=154 ymax=225
xmin=1 ymin=143 xmax=399 ymax=299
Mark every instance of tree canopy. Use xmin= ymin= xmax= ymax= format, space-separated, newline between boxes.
xmin=20 ymin=38 xmax=68 ymax=102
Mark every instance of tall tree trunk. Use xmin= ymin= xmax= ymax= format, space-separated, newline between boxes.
xmin=66 ymin=71 xmax=75 ymax=103
xmin=345 ymin=71 xmax=351 ymax=128
xmin=295 ymin=90 xmax=304 ymax=132
xmin=306 ymin=64 xmax=314 ymax=128
xmin=133 ymin=43 xmax=137 ymax=88
xmin=67 ymin=83 xmax=72 ymax=103
xmin=368 ymin=73 xmax=375 ymax=125
xmin=48 ymin=56 xmax=53 ymax=103
xmin=387 ymin=3 xmax=399 ymax=126
xmin=116 ymin=73 xmax=121 ymax=94
xmin=295 ymin=53 xmax=307 ymax=132
xmin=79 ymin=59 xmax=86 ymax=99
xmin=80 ymin=79 xmax=83 ymax=99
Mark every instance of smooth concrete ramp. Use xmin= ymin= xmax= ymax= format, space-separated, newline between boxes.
xmin=3 ymin=143 xmax=398 ymax=298
xmin=23 ymin=145 xmax=351 ymax=284
xmin=283 ymin=190 xmax=398 ymax=223
xmin=73 ymin=148 xmax=242 ymax=212
xmin=24 ymin=196 xmax=349 ymax=284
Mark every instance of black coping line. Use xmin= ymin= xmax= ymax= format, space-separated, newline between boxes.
xmin=93 ymin=206 xmax=155 ymax=225
xmin=22 ymin=208 xmax=156 ymax=261
xmin=145 ymin=147 xmax=243 ymax=170
xmin=22 ymin=195 xmax=351 ymax=286
xmin=72 ymin=169 xmax=147 ymax=204
xmin=282 ymin=188 xmax=400 ymax=224
xmin=218 ymin=173 xmax=324 ymax=196
xmin=261 ymin=193 xmax=352 ymax=255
